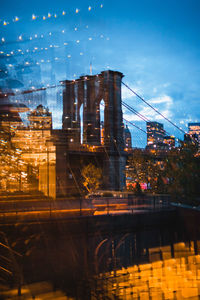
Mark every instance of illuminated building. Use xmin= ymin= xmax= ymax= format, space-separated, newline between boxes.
xmin=0 ymin=101 xmax=56 ymax=197
xmin=146 ymin=121 xmax=165 ymax=149
xmin=188 ymin=122 xmax=200 ymax=145
xmin=163 ymin=135 xmax=175 ymax=149
xmin=123 ymin=124 xmax=132 ymax=150
xmin=184 ymin=133 xmax=199 ymax=146
xmin=188 ymin=122 xmax=200 ymax=136
xmin=0 ymin=99 xmax=30 ymax=192
xmin=13 ymin=105 xmax=56 ymax=198
xmin=28 ymin=104 xmax=52 ymax=129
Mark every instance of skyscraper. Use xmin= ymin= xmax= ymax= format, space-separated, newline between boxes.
xmin=186 ymin=122 xmax=200 ymax=146
xmin=146 ymin=121 xmax=165 ymax=149
xmin=188 ymin=123 xmax=200 ymax=142
xmin=163 ymin=136 xmax=175 ymax=149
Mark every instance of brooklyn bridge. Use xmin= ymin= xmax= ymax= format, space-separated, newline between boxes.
xmin=0 ymin=69 xmax=200 ymax=299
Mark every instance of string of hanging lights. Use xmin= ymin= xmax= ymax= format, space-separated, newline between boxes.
xmin=0 ymin=3 xmax=104 ymax=27
xmin=0 ymin=33 xmax=109 ymax=58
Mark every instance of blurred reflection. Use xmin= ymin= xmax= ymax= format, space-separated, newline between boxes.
xmin=92 ymin=244 xmax=200 ymax=299
xmin=1 ymin=216 xmax=200 ymax=299
xmin=0 ymin=97 xmax=56 ymax=198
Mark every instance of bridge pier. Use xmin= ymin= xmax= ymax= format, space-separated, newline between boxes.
xmin=60 ymin=70 xmax=127 ymax=193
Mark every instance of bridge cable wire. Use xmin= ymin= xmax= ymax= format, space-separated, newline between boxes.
xmin=122 ymin=101 xmax=149 ymax=123
xmin=122 ymin=81 xmax=186 ymax=135
xmin=3 ymin=79 xmax=183 ymax=142
xmin=122 ymin=117 xmax=147 ymax=134
xmin=122 ymin=102 xmax=182 ymax=141
xmin=100 ymin=102 xmax=146 ymax=136
xmin=122 ymin=98 xmax=184 ymax=144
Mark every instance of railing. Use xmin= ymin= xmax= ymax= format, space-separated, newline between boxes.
xmin=92 ymin=194 xmax=172 ymax=215
xmin=0 ymin=194 xmax=172 ymax=223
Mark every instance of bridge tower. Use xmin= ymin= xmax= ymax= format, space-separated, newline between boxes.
xmin=61 ymin=70 xmax=126 ymax=191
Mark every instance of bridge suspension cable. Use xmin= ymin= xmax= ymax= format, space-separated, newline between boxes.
xmin=122 ymin=81 xmax=186 ymax=135
xmin=122 ymin=101 xmax=150 ymax=122
xmin=123 ymin=117 xmax=147 ymax=134
xmin=122 ymin=100 xmax=180 ymax=140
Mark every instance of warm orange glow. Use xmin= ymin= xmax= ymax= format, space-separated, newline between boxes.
xmin=94 ymin=243 xmax=200 ymax=299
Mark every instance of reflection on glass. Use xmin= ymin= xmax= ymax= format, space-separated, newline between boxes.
xmin=92 ymin=242 xmax=200 ymax=299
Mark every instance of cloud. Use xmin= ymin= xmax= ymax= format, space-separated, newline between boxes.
xmin=162 ymin=82 xmax=170 ymax=88
xmin=121 ymin=83 xmax=141 ymax=100
xmin=149 ymin=95 xmax=173 ymax=106
xmin=123 ymin=94 xmax=174 ymax=122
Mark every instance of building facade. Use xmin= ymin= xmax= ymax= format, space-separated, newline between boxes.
xmin=146 ymin=121 xmax=165 ymax=149
xmin=163 ymin=135 xmax=175 ymax=149
xmin=188 ymin=123 xmax=200 ymax=145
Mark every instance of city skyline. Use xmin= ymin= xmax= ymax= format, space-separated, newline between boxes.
xmin=0 ymin=0 xmax=200 ymax=147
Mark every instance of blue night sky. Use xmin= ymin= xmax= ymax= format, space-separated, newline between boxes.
xmin=0 ymin=0 xmax=200 ymax=147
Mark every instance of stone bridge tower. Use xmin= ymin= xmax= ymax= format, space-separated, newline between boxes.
xmin=61 ymin=70 xmax=126 ymax=191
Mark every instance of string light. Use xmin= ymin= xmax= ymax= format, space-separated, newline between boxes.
xmin=4 ymin=52 xmax=90 ymax=69
xmin=1 ymin=23 xmax=86 ymax=46
xmin=0 ymin=4 xmax=108 ymax=86
xmin=0 ymin=5 xmax=105 ymax=49
xmin=0 ymin=32 xmax=109 ymax=59
xmin=1 ymin=3 xmax=104 ymax=27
